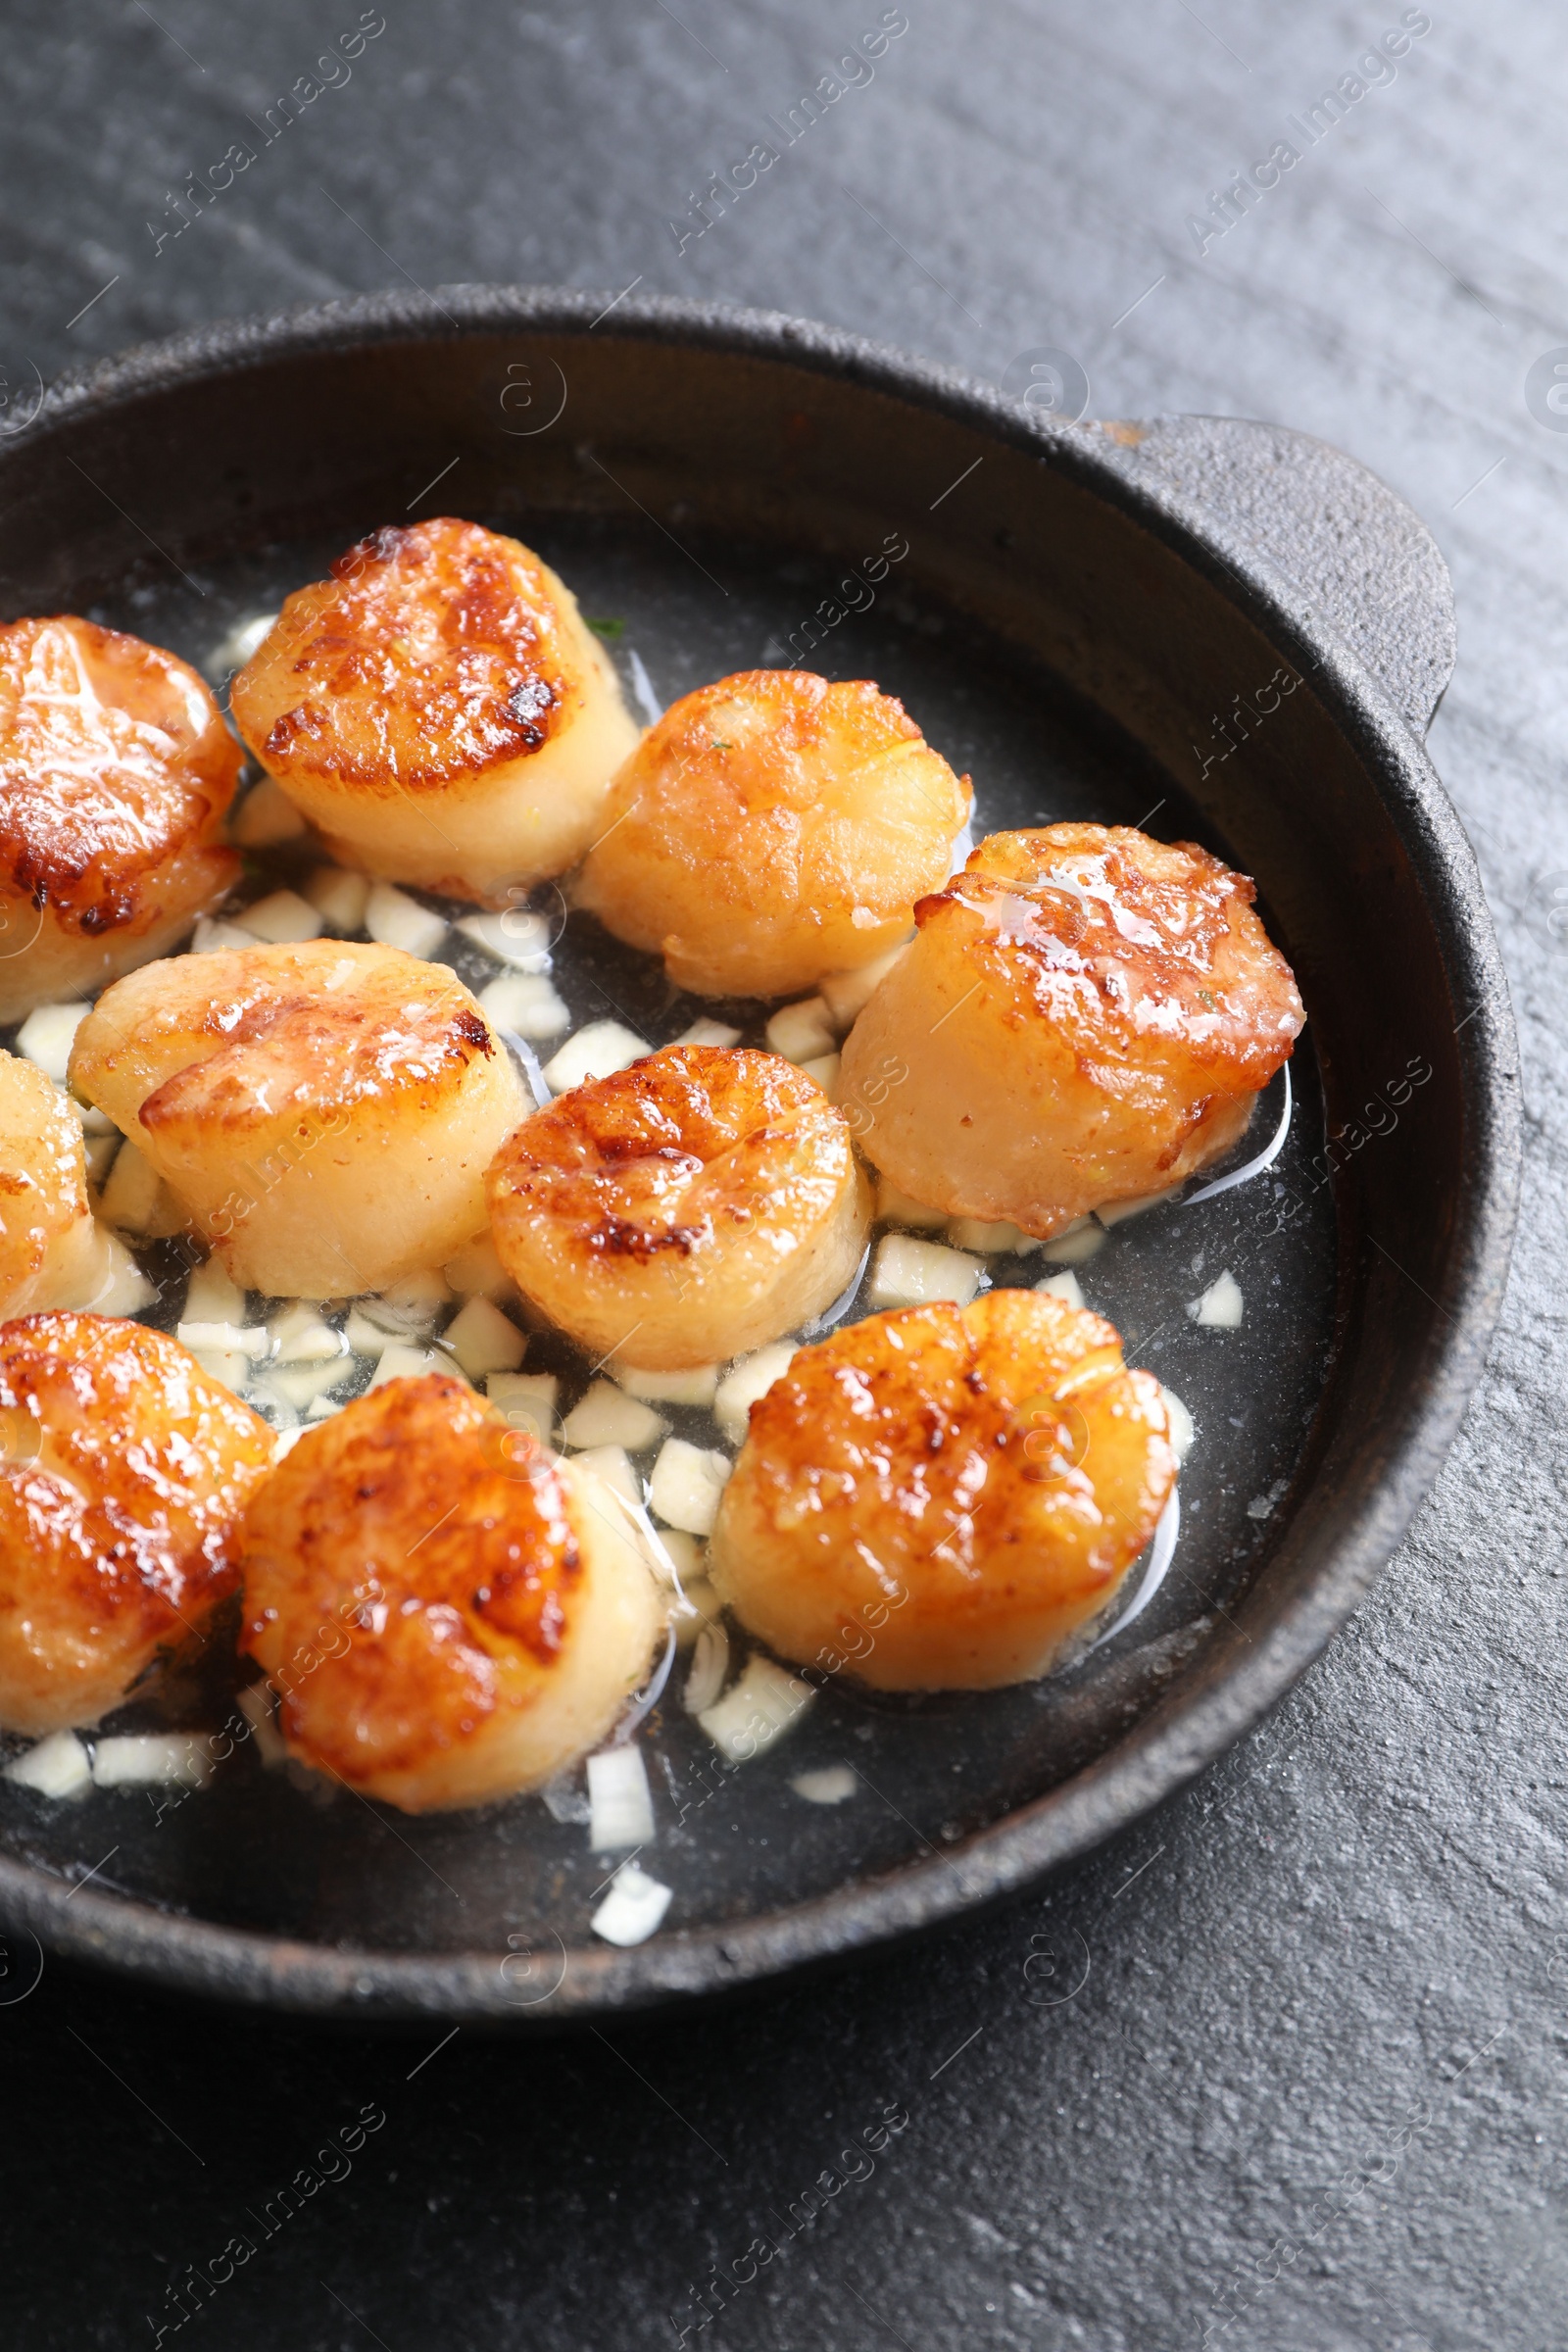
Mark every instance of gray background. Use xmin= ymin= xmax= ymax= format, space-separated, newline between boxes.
xmin=2 ymin=2 xmax=1563 ymax=2346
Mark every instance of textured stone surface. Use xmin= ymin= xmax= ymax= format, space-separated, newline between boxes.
xmin=0 ymin=3 xmax=1563 ymax=2346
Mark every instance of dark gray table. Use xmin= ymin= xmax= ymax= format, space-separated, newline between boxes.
xmin=3 ymin=5 xmax=1562 ymax=2346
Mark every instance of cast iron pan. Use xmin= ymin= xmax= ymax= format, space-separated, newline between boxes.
xmin=0 ymin=290 xmax=1519 ymax=2024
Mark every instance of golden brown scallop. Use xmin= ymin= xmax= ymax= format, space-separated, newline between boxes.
xmin=0 ymin=1051 xmax=104 ymax=1316
xmin=68 ymin=940 xmax=528 ymax=1299
xmin=240 ymin=1373 xmax=665 ymax=1812
xmin=838 ymin=824 xmax=1304 ymax=1235
xmin=573 ymin=669 xmax=971 ymax=997
xmin=0 ymin=614 xmax=241 ymax=1022
xmin=710 ymin=1289 xmax=1175 ymax=1690
xmin=0 ymin=1313 xmax=272 ymax=1735
xmin=228 ymin=517 xmax=639 ymax=905
xmin=487 ymin=1044 xmax=871 ymax=1371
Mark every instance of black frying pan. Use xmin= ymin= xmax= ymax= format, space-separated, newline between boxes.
xmin=0 ymin=290 xmax=1519 ymax=2023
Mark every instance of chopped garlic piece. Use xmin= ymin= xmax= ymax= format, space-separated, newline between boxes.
xmin=260 ymin=1358 xmax=352 ymax=1410
xmin=570 ymin=1443 xmax=640 ymax=1507
xmin=656 ymin=1531 xmax=706 ymax=1589
xmin=1040 ymin=1217 xmax=1105 ymax=1266
xmin=230 ymin=778 xmax=308 ymax=847
xmin=304 ymin=864 xmax=370 ymax=932
xmin=674 ymin=1576 xmax=720 ymax=1647
xmin=270 ymin=1302 xmax=345 ymax=1363
xmin=184 ymin=1258 xmax=246 ymax=1324
xmin=177 ymin=1319 xmax=270 ymax=1360
xmin=868 ymin=1234 xmax=981 ymax=1310
xmin=358 ymin=1269 xmax=450 ymax=1337
xmin=562 ymin=1380 xmax=668 ymax=1453
xmin=82 ymin=1230 xmax=157 ymax=1315
xmin=591 ymin=1861 xmax=672 ymax=1946
xmin=365 ymin=880 xmax=447 ymax=959
xmin=192 ymin=915 xmax=265 ymax=953
xmin=235 ymin=888 xmax=322 ymax=946
xmin=99 ymin=1139 xmax=187 ymax=1239
xmin=1035 ymin=1270 xmax=1085 ymax=1310
xmin=674 ymin=1017 xmax=741 ymax=1049
xmin=4 ymin=1729 xmax=92 ymax=1799
xmin=764 ymin=997 xmax=835 ymax=1063
xmin=698 ymin=1654 xmax=815 ymax=1762
xmin=83 ymin=1132 xmax=119 ymax=1186
xmin=442 ymin=1295 xmax=525 ymax=1379
xmin=819 ymin=941 xmax=910 ymax=1026
xmin=92 ymin=1735 xmax=213 ymax=1789
xmin=444 ymin=1234 xmax=512 ymax=1301
xmin=947 ymin=1216 xmax=1036 ymax=1255
xmin=791 ymin=1765 xmax=857 ymax=1805
xmin=713 ymin=1344 xmax=796 ymax=1444
xmin=648 ymin=1438 xmax=731 ymax=1536
xmin=344 ymin=1308 xmax=395 ymax=1358
xmin=16 ymin=1003 xmax=90 ymax=1083
xmin=1189 ymin=1271 xmax=1244 ymax=1329
xmin=572 ymin=1449 xmax=669 ymax=1596
xmin=874 ymin=1176 xmax=946 ymax=1230
xmin=457 ymin=909 xmax=553 ymax=969
xmin=368 ymin=1343 xmax=446 ymax=1389
xmin=681 ymin=1620 xmax=730 ymax=1714
xmin=542 ymin=1020 xmax=650 ymax=1095
xmin=487 ymin=1370 xmax=559 ymax=1439
xmin=587 ymin=1745 xmax=656 ymax=1850
xmin=478 ymin=970 xmax=571 ymax=1040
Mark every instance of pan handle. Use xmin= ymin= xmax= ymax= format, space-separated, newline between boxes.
xmin=1101 ymin=416 xmax=1456 ymax=738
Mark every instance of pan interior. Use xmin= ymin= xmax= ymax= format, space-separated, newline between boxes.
xmin=0 ymin=507 xmax=1337 ymax=1959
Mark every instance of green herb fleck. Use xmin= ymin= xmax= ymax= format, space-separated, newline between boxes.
xmin=586 ymin=616 xmax=625 ymax=639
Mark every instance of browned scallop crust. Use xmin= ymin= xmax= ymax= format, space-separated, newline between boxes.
xmin=0 ymin=616 xmax=241 ymax=1021
xmin=241 ymin=1376 xmax=663 ymax=1811
xmin=710 ymin=1289 xmax=1176 ymax=1690
xmin=233 ymin=519 xmax=573 ymax=792
xmin=228 ymin=518 xmax=638 ymax=903
xmin=486 ymin=1044 xmax=872 ymax=1370
xmin=0 ymin=1313 xmax=272 ymax=1735
xmin=839 ymin=823 xmax=1304 ymax=1233
xmin=575 ymin=668 xmax=971 ymax=996
xmin=131 ymin=962 xmax=495 ymax=1144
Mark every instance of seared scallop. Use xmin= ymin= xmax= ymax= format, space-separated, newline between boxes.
xmin=487 ymin=1044 xmax=871 ymax=1371
xmin=838 ymin=824 xmax=1303 ymax=1235
xmin=0 ymin=1051 xmax=105 ymax=1316
xmin=710 ymin=1289 xmax=1175 ymax=1690
xmin=69 ymin=940 xmax=528 ymax=1299
xmin=574 ymin=669 xmax=971 ymax=998
xmin=240 ymin=1373 xmax=665 ymax=1812
xmin=0 ymin=615 xmax=241 ymax=1023
xmin=229 ymin=517 xmax=639 ymax=906
xmin=0 ymin=1313 xmax=272 ymax=1734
